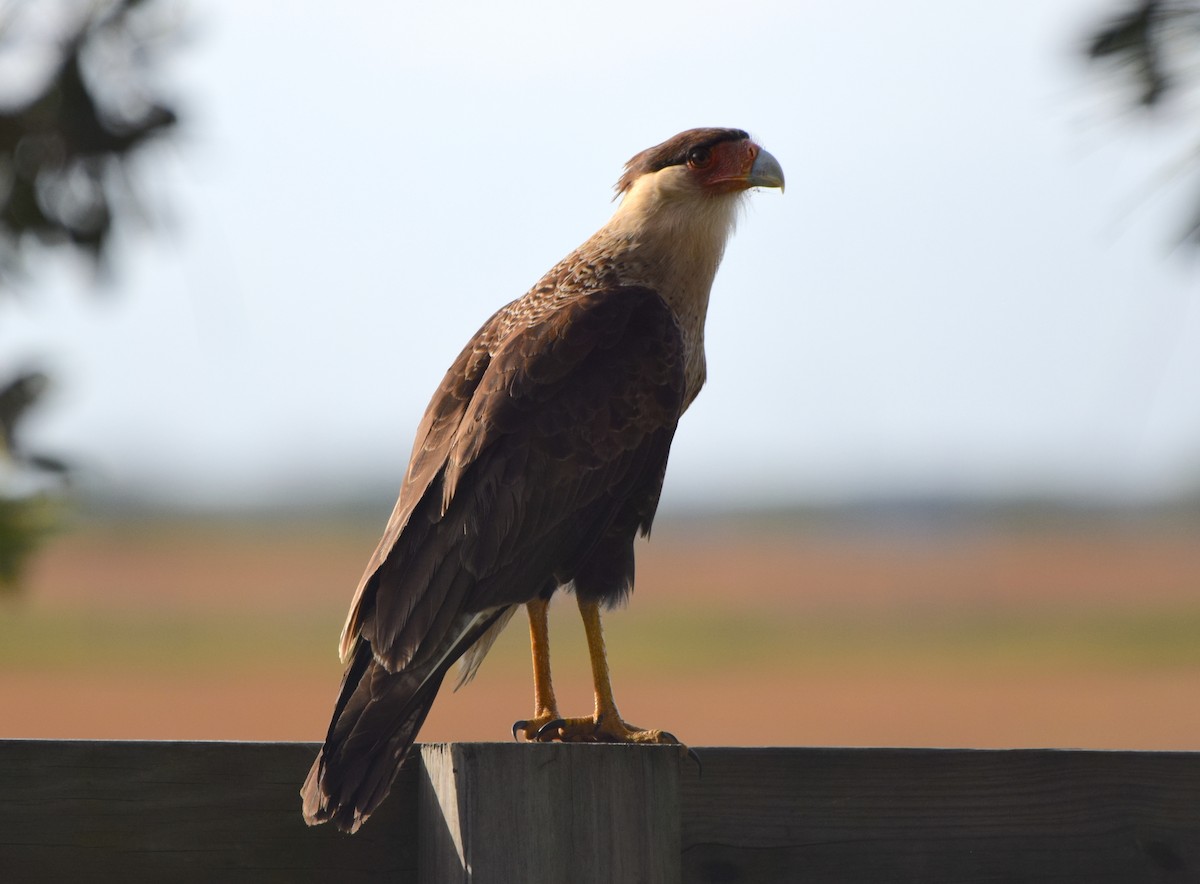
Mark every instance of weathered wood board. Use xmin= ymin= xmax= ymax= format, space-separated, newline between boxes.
xmin=0 ymin=740 xmax=416 ymax=883
xmin=2 ymin=741 xmax=1199 ymax=883
xmin=680 ymin=747 xmax=1200 ymax=883
xmin=419 ymin=741 xmax=681 ymax=883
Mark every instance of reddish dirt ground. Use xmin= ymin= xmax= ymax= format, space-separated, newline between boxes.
xmin=23 ymin=515 xmax=1200 ymax=616
xmin=3 ymin=514 xmax=1199 ymax=750
xmin=5 ymin=667 xmax=1199 ymax=751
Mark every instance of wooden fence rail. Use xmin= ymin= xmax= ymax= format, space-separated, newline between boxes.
xmin=1 ymin=740 xmax=1199 ymax=882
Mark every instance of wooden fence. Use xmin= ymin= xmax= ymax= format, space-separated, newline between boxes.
xmin=2 ymin=740 xmax=1199 ymax=882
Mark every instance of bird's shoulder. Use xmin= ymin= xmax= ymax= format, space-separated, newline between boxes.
xmin=408 ymin=282 xmax=673 ymax=477
xmin=464 ymin=284 xmax=686 ymax=425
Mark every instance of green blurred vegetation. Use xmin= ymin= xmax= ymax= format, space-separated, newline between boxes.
xmin=0 ymin=0 xmax=179 ymax=591
xmin=0 ymin=608 xmax=336 ymax=675
xmin=512 ymin=605 xmax=1200 ymax=677
xmin=0 ymin=494 xmax=58 ymax=588
xmin=5 ymin=599 xmax=1199 ymax=680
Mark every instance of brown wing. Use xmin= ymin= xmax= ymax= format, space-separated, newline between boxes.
xmin=337 ymin=310 xmax=495 ymax=662
xmin=338 ymin=285 xmax=687 ymax=672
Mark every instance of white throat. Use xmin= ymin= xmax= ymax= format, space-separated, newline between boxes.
xmin=600 ymin=166 xmax=746 ymax=405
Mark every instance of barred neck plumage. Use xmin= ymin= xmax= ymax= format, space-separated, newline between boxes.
xmin=514 ymin=167 xmax=746 ymax=408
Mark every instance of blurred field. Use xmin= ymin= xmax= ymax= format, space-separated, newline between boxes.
xmin=1 ymin=508 xmax=1198 ymax=750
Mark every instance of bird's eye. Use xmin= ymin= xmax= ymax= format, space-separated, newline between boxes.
xmin=686 ymin=147 xmax=712 ymax=168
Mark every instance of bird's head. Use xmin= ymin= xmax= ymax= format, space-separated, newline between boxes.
xmin=603 ymin=128 xmax=783 ymax=289
xmin=615 ymin=128 xmax=784 ymax=201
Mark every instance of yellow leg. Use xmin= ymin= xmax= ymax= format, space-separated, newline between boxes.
xmin=530 ymin=597 xmax=681 ymax=746
xmin=512 ymin=599 xmax=562 ymax=740
xmin=580 ymin=596 xmax=622 ymax=725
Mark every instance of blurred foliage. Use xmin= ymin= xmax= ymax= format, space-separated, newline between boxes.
xmin=0 ymin=494 xmax=59 ymax=591
xmin=0 ymin=0 xmax=178 ymax=274
xmin=1086 ymin=0 xmax=1200 ymax=245
xmin=0 ymin=362 xmax=68 ymax=597
xmin=0 ymin=0 xmax=179 ymax=592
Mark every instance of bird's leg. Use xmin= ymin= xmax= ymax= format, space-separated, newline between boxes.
xmin=512 ymin=598 xmax=561 ymax=741
xmin=531 ymin=597 xmax=682 ymax=746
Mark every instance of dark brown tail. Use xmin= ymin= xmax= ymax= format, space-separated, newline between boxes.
xmin=300 ymin=641 xmax=446 ymax=833
xmin=301 ymin=609 xmax=508 ymax=833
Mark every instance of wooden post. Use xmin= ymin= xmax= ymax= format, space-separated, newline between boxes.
xmin=0 ymin=740 xmax=417 ymax=883
xmin=418 ymin=742 xmax=682 ymax=883
xmin=679 ymin=747 xmax=1200 ymax=883
xmin=3 ymin=741 xmax=1200 ymax=881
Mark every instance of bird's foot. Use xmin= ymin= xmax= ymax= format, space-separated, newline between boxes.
xmin=528 ymin=710 xmax=680 ymax=746
xmin=512 ymin=709 xmax=561 ymax=742
xmin=517 ymin=709 xmax=700 ymax=769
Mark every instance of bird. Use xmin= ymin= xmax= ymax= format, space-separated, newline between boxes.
xmin=301 ymin=127 xmax=784 ymax=833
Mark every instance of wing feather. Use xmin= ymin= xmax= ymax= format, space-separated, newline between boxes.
xmin=341 ymin=286 xmax=686 ymax=672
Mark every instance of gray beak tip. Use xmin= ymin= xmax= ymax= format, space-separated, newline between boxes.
xmin=748 ymin=148 xmax=785 ymax=192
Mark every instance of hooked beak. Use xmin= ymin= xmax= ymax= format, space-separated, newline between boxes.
xmin=747 ymin=147 xmax=785 ymax=192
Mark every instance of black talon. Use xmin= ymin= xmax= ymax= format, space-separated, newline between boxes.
xmin=686 ymin=747 xmax=703 ymax=775
xmin=512 ymin=720 xmax=528 ymax=742
xmin=535 ymin=718 xmax=567 ymax=740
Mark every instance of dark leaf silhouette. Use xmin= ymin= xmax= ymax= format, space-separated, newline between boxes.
xmin=0 ymin=0 xmax=180 ymax=591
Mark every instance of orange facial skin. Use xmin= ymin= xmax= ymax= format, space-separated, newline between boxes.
xmin=690 ymin=138 xmax=763 ymax=194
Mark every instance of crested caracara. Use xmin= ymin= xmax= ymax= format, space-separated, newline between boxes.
xmin=301 ymin=127 xmax=784 ymax=832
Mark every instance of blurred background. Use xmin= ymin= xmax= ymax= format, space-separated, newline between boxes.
xmin=0 ymin=0 xmax=1197 ymax=749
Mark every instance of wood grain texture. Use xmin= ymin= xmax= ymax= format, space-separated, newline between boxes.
xmin=4 ymin=741 xmax=1200 ymax=883
xmin=419 ymin=742 xmax=681 ymax=884
xmin=679 ymin=747 xmax=1200 ymax=884
xmin=0 ymin=740 xmax=416 ymax=883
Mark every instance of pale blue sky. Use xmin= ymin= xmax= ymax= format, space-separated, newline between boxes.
xmin=4 ymin=0 xmax=1199 ymax=508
